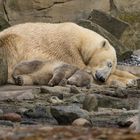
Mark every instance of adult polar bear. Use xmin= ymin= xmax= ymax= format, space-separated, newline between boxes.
xmin=0 ymin=22 xmax=136 ymax=87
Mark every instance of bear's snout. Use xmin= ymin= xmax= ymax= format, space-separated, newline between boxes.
xmin=95 ymin=71 xmax=106 ymax=82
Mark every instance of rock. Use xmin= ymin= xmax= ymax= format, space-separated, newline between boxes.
xmin=125 ymin=114 xmax=140 ymax=132
xmin=0 ymin=120 xmax=14 ymax=127
xmin=137 ymin=79 xmax=140 ymax=89
xmin=118 ymin=55 xmax=140 ymax=66
xmin=94 ymin=94 xmax=130 ymax=110
xmin=90 ymin=109 xmax=138 ymax=128
xmin=51 ymin=105 xmax=90 ymax=125
xmin=110 ymin=0 xmax=140 ymax=50
xmin=78 ymin=19 xmax=131 ymax=61
xmin=0 ymin=89 xmax=38 ymax=101
xmin=70 ymin=86 xmax=82 ymax=94
xmin=88 ymin=10 xmax=129 ymax=39
xmin=40 ymin=86 xmax=70 ymax=95
xmin=1 ymin=0 xmax=110 ymax=25
xmin=113 ymin=0 xmax=140 ymax=13
xmin=49 ymin=96 xmax=63 ymax=104
xmin=0 ymin=43 xmax=8 ymax=85
xmin=117 ymin=65 xmax=140 ymax=76
xmin=133 ymin=50 xmax=140 ymax=57
xmin=0 ymin=16 xmax=10 ymax=31
xmin=72 ymin=118 xmax=91 ymax=127
xmin=0 ymin=113 xmax=22 ymax=122
xmin=24 ymin=105 xmax=58 ymax=125
xmin=68 ymin=94 xmax=86 ymax=104
xmin=17 ymin=108 xmax=28 ymax=115
xmin=83 ymin=95 xmax=98 ymax=112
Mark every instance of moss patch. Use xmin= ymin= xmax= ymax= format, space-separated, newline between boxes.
xmin=119 ymin=12 xmax=140 ymax=24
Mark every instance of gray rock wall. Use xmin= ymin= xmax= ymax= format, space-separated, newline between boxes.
xmin=0 ymin=0 xmax=110 ymax=24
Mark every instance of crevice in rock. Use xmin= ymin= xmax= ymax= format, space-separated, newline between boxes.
xmin=3 ymin=0 xmax=9 ymax=21
xmin=110 ymin=0 xmax=118 ymax=16
xmin=36 ymin=0 xmax=74 ymax=11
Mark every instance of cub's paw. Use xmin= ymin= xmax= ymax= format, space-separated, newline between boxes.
xmin=14 ymin=75 xmax=24 ymax=86
xmin=67 ymin=70 xmax=92 ymax=87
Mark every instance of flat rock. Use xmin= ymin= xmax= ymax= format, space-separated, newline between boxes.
xmin=40 ymin=86 xmax=71 ymax=95
xmin=0 ymin=89 xmax=39 ymax=101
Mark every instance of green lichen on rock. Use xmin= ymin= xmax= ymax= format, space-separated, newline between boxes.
xmin=119 ymin=12 xmax=140 ymax=24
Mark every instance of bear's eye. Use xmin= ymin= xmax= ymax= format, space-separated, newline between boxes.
xmin=107 ymin=62 xmax=112 ymax=68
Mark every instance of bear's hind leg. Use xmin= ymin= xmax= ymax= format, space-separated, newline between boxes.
xmin=13 ymin=60 xmax=46 ymax=85
xmin=13 ymin=60 xmax=44 ymax=78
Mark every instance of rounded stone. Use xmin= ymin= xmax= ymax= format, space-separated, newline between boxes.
xmin=72 ymin=118 xmax=91 ymax=127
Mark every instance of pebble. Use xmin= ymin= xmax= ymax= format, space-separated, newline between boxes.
xmin=0 ymin=113 xmax=22 ymax=122
xmin=72 ymin=118 xmax=92 ymax=127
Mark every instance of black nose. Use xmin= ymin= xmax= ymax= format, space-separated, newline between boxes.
xmin=95 ymin=72 xmax=105 ymax=82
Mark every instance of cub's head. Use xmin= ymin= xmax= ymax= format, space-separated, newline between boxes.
xmin=88 ymin=40 xmax=117 ymax=83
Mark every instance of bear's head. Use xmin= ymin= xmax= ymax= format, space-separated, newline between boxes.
xmin=87 ymin=40 xmax=117 ymax=83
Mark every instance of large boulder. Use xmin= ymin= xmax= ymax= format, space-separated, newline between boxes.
xmin=51 ymin=105 xmax=90 ymax=125
xmin=88 ymin=10 xmax=129 ymax=39
xmin=110 ymin=0 xmax=140 ymax=50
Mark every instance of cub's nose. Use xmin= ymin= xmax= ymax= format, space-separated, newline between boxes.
xmin=95 ymin=71 xmax=105 ymax=82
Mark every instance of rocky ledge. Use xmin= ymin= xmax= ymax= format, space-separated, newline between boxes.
xmin=0 ymin=83 xmax=140 ymax=130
